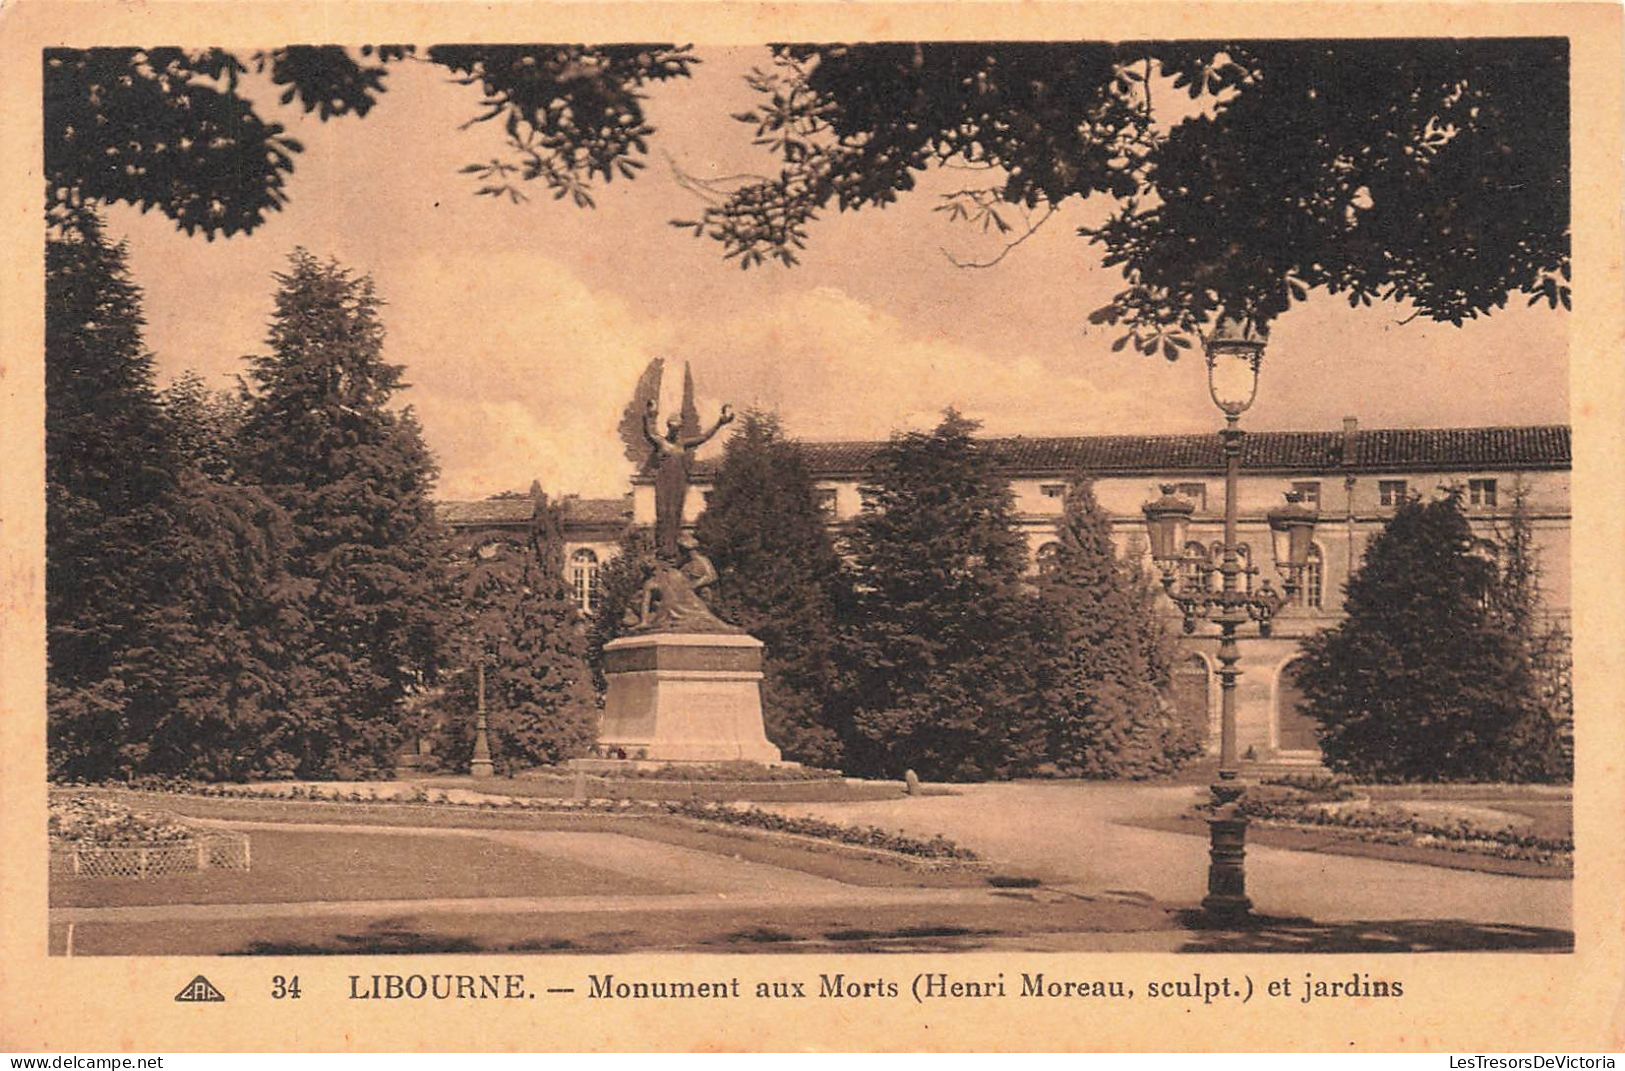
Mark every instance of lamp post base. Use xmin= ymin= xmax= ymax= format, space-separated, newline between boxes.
xmin=1203 ymin=784 xmax=1252 ymax=922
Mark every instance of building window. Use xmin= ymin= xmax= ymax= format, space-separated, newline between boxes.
xmin=1036 ymin=541 xmax=1062 ymax=575
xmin=1181 ymin=541 xmax=1209 ymax=592
xmin=1469 ymin=478 xmax=1498 ymax=508
xmin=1174 ymin=482 xmax=1208 ymax=511
xmin=570 ymin=548 xmax=600 ymax=615
xmin=1040 ymin=483 xmax=1068 ymax=500
xmin=1291 ymin=481 xmax=1321 ymax=509
xmin=1379 ymin=479 xmax=1408 ymax=507
xmin=814 ymin=487 xmax=838 ymax=517
xmin=1295 ymin=544 xmax=1324 ymax=609
xmin=1210 ymin=541 xmax=1253 ymax=593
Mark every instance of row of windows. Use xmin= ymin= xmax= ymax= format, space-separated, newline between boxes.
xmin=1376 ymin=478 xmax=1499 ymax=506
xmin=1036 ymin=540 xmax=1325 ymax=608
xmin=705 ymin=477 xmax=1506 ymax=522
xmin=1040 ymin=477 xmax=1500 ymax=511
xmin=554 ymin=540 xmax=1331 ymax=618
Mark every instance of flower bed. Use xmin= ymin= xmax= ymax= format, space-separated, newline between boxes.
xmin=62 ymin=780 xmax=979 ymax=866
xmin=522 ymin=761 xmax=843 ymax=783
xmin=49 ymin=795 xmax=250 ymax=878
xmin=1199 ymin=779 xmax=1572 ymax=870
xmin=656 ymin=800 xmax=978 ymax=861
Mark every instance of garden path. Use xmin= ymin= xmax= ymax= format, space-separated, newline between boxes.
xmin=765 ymin=782 xmax=1572 ymax=932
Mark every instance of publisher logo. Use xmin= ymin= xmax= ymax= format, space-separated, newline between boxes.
xmin=174 ymin=975 xmax=226 ymax=1003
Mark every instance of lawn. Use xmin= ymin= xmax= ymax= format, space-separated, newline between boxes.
xmin=421 ymin=774 xmax=915 ymax=804
xmin=1128 ymin=781 xmax=1573 ymax=879
xmin=75 ymin=790 xmax=987 ymax=888
xmin=46 ymin=898 xmax=1575 ymax=956
xmin=51 ymin=828 xmax=675 ymax=909
xmin=50 ymin=895 xmax=1182 ymax=956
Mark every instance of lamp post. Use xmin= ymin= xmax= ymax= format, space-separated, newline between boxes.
xmin=470 ymin=657 xmax=495 ymax=780
xmin=1141 ymin=317 xmax=1319 ymax=922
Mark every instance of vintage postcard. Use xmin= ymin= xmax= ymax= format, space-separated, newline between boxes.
xmin=1 ymin=0 xmax=1622 ymax=1054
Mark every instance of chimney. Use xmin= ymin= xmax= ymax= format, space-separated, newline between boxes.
xmin=1341 ymin=416 xmax=1359 ymax=467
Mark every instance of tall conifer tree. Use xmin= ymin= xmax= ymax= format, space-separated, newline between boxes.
xmin=1034 ymin=479 xmax=1199 ymax=778
xmin=841 ymin=411 xmax=1043 ymax=779
xmin=45 ymin=216 xmax=179 ymax=779
xmin=237 ymin=250 xmax=451 ymax=777
xmin=694 ymin=410 xmax=851 ymax=767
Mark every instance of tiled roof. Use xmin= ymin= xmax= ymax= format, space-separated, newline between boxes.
xmin=1350 ymin=426 xmax=1572 ymax=471
xmin=683 ymin=425 xmax=1570 ymax=479
xmin=437 ymin=495 xmax=632 ymax=528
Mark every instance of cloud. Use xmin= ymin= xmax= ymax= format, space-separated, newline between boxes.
xmin=384 ymin=249 xmax=666 ymax=498
xmin=392 ymin=262 xmax=1202 ymax=499
xmin=682 ymin=285 xmax=1177 ymax=441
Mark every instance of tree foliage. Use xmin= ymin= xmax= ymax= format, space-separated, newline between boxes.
xmin=160 ymin=370 xmax=246 ymax=481
xmin=235 ymin=249 xmax=453 ymax=777
xmin=1034 ymin=480 xmax=1200 ymax=778
xmin=840 ymin=411 xmax=1044 ymax=780
xmin=45 ymin=219 xmax=312 ymax=781
xmin=586 ymin=527 xmax=657 ymax=692
xmin=1295 ymin=491 xmax=1565 ymax=782
xmin=432 ymin=493 xmax=599 ymax=773
xmin=45 ymin=218 xmax=179 ymax=778
xmin=694 ymin=410 xmax=851 ymax=767
xmin=112 ymin=473 xmax=306 ymax=779
xmin=676 ymin=40 xmax=1569 ymax=348
xmin=1485 ymin=487 xmax=1573 ymax=781
xmin=44 ymin=45 xmax=696 ymax=237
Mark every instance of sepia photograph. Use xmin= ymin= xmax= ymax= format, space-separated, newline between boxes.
xmin=4 ymin=0 xmax=1624 ymax=1054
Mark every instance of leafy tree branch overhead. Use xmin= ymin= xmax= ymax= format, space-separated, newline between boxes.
xmin=45 ymin=40 xmax=1568 ymax=355
xmin=673 ymin=40 xmax=1570 ymax=354
xmin=43 ymin=44 xmax=698 ymax=236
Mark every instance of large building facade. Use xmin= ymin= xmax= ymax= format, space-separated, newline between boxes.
xmin=440 ymin=418 xmax=1571 ymax=766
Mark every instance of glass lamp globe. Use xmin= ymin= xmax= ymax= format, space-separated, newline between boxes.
xmin=1205 ymin=316 xmax=1268 ymax=417
xmin=1141 ymin=484 xmax=1196 ymax=564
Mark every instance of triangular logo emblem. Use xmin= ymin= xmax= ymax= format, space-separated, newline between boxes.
xmin=175 ymin=975 xmax=226 ymax=1003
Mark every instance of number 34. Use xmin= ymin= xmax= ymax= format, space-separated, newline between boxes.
xmin=272 ymin=975 xmax=302 ymax=1000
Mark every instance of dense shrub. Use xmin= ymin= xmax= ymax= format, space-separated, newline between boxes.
xmin=1295 ymin=492 xmax=1567 ymax=782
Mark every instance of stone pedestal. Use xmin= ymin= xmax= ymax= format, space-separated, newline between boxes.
xmin=597 ymin=632 xmax=782 ymax=764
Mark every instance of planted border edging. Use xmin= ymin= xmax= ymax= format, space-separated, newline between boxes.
xmin=61 ymin=784 xmax=982 ymax=870
xmin=660 ymin=816 xmax=990 ymax=872
xmin=658 ymin=799 xmax=981 ymax=866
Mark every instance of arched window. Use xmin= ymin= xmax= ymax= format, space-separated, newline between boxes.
xmin=1181 ymin=541 xmax=1209 ymax=592
xmin=1035 ymin=541 xmax=1062 ymax=575
xmin=1169 ymin=654 xmax=1214 ymax=750
xmin=1294 ymin=544 xmax=1324 ymax=609
xmin=570 ymin=548 xmax=601 ymax=615
xmin=1276 ymin=658 xmax=1321 ymax=753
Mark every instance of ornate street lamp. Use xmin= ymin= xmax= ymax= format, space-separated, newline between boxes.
xmin=1140 ymin=317 xmax=1317 ymax=922
xmin=1268 ymin=491 xmax=1320 ymax=583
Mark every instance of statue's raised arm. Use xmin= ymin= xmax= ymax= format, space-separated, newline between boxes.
xmin=642 ymin=398 xmax=669 ymax=452
xmin=681 ymin=404 xmax=734 ymax=450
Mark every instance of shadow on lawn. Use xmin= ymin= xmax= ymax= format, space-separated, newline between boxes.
xmin=1176 ymin=912 xmax=1573 ymax=953
xmin=232 ymin=918 xmax=574 ymax=955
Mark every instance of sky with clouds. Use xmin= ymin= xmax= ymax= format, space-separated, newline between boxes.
xmin=109 ymin=47 xmax=1568 ymax=500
